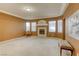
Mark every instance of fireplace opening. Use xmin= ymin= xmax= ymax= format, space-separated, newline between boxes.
xmin=39 ymin=29 xmax=45 ymax=34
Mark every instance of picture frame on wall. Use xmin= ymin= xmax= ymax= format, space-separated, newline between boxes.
xmin=66 ymin=10 xmax=79 ymax=40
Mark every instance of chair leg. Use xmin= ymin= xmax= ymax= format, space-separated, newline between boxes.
xmin=71 ymin=50 xmax=73 ymax=56
xmin=60 ymin=48 xmax=62 ymax=56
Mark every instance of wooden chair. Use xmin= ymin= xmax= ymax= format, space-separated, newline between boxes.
xmin=26 ymin=31 xmax=31 ymax=36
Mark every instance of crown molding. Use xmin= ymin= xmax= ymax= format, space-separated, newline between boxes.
xmin=0 ymin=10 xmax=25 ymax=20
xmin=60 ymin=3 xmax=69 ymax=16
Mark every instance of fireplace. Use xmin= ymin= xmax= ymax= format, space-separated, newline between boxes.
xmin=38 ymin=27 xmax=47 ymax=37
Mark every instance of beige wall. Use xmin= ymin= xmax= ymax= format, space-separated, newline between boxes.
xmin=63 ymin=3 xmax=79 ymax=55
xmin=0 ymin=12 xmax=25 ymax=41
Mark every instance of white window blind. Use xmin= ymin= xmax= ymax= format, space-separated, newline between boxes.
xmin=31 ymin=22 xmax=36 ymax=32
xmin=49 ymin=21 xmax=56 ymax=32
xmin=26 ymin=22 xmax=30 ymax=31
xmin=58 ymin=20 xmax=63 ymax=32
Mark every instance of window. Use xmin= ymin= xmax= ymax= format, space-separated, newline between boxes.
xmin=58 ymin=20 xmax=63 ymax=32
xmin=31 ymin=22 xmax=36 ymax=32
xmin=49 ymin=21 xmax=56 ymax=32
xmin=26 ymin=22 xmax=30 ymax=31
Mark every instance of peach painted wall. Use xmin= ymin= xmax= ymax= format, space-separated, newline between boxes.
xmin=0 ymin=12 xmax=26 ymax=41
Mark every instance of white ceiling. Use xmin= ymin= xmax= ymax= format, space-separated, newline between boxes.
xmin=0 ymin=3 xmax=68 ymax=20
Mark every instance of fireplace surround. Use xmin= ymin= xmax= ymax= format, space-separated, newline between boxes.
xmin=38 ymin=27 xmax=47 ymax=37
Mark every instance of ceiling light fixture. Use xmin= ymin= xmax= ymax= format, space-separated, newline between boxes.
xmin=24 ymin=7 xmax=31 ymax=12
xmin=26 ymin=8 xmax=31 ymax=11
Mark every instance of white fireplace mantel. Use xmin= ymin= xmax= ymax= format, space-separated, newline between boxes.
xmin=37 ymin=20 xmax=48 ymax=26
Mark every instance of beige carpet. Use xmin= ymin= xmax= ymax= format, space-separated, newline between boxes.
xmin=0 ymin=36 xmax=61 ymax=56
